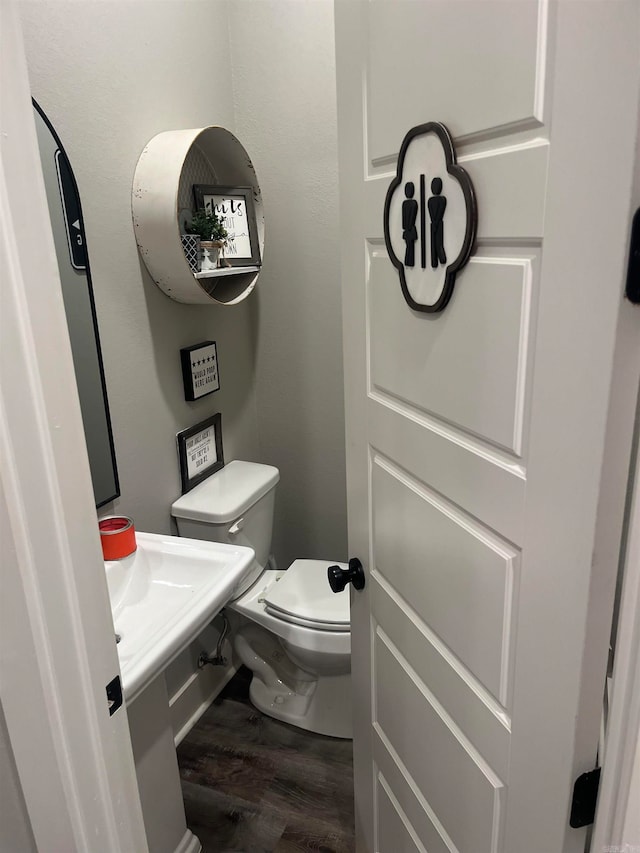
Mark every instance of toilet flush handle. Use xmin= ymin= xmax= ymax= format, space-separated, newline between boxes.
xmin=228 ymin=518 xmax=244 ymax=535
xmin=328 ymin=558 xmax=365 ymax=593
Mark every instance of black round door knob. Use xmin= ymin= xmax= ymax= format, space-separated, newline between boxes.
xmin=327 ymin=558 xmax=365 ymax=593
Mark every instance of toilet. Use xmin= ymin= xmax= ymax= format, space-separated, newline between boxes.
xmin=171 ymin=460 xmax=352 ymax=739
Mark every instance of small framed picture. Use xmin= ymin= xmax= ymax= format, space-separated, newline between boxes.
xmin=180 ymin=341 xmax=220 ymax=401
xmin=177 ymin=413 xmax=224 ymax=493
xmin=193 ymin=185 xmax=261 ymax=267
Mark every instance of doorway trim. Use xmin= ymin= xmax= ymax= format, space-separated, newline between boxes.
xmin=592 ymin=418 xmax=640 ymax=849
xmin=0 ymin=4 xmax=147 ymax=850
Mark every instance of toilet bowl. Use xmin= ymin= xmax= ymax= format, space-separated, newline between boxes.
xmin=171 ymin=461 xmax=352 ymax=739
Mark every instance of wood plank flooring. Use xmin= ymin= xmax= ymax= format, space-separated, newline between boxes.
xmin=177 ymin=667 xmax=355 ymax=852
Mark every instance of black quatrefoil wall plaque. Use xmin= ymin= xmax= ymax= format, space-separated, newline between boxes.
xmin=383 ymin=122 xmax=477 ymax=314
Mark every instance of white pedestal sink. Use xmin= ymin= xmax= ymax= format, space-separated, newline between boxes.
xmin=105 ymin=532 xmax=255 ymax=853
xmin=106 ymin=531 xmax=255 ymax=702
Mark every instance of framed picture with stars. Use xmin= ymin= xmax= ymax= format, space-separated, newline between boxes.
xmin=180 ymin=341 xmax=220 ymax=401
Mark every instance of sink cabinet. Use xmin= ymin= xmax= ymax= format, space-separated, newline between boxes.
xmin=128 ymin=676 xmax=200 ymax=853
xmin=105 ymin=532 xmax=255 ymax=853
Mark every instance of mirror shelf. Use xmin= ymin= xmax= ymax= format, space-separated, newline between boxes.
xmin=194 ymin=265 xmax=260 ymax=280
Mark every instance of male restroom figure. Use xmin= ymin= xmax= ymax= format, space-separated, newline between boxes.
xmin=402 ymin=181 xmax=419 ymax=267
xmin=428 ymin=177 xmax=447 ymax=269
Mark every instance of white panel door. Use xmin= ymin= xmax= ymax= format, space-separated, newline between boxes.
xmin=335 ymin=2 xmax=640 ymax=852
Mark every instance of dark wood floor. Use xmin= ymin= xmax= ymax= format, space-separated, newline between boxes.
xmin=177 ymin=667 xmax=355 ymax=852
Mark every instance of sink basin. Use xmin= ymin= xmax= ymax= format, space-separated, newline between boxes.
xmin=105 ymin=532 xmax=255 ymax=703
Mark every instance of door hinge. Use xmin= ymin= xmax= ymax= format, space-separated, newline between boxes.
xmin=106 ymin=675 xmax=123 ymax=716
xmin=626 ymin=207 xmax=640 ymax=304
xmin=569 ymin=767 xmax=601 ymax=828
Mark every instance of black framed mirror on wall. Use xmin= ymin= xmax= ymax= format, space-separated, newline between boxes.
xmin=33 ymin=100 xmax=120 ymax=508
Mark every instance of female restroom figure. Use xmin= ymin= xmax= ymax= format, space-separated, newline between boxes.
xmin=428 ymin=177 xmax=447 ymax=269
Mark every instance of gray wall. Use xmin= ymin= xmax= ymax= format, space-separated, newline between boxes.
xmin=20 ymin=0 xmax=260 ymax=536
xmin=20 ymin=0 xmax=346 ymax=566
xmin=229 ymin=0 xmax=347 ymax=567
xmin=0 ymin=701 xmax=36 ymax=853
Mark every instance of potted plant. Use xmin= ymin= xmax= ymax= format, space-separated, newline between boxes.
xmin=189 ymin=209 xmax=228 ymax=271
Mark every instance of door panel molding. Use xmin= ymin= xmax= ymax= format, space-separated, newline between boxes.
xmin=373 ymin=744 xmax=457 ymax=853
xmin=371 ymin=575 xmax=511 ymax=778
xmin=374 ymin=631 xmax=504 ymax=853
xmin=363 ymin=141 xmax=549 ymax=237
xmin=377 ymin=773 xmax=428 ymax=853
xmin=368 ymin=407 xmax=526 ymax=544
xmin=372 ymin=456 xmax=519 ymax=705
xmin=368 ymin=251 xmax=535 ymax=454
xmin=365 ymin=0 xmax=548 ymax=163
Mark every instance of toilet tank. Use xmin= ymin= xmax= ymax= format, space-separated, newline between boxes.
xmin=171 ymin=460 xmax=280 ymax=599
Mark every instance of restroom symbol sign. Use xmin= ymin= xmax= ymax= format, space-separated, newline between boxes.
xmin=384 ymin=122 xmax=477 ymax=313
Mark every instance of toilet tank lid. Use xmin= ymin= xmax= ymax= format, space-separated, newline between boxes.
xmin=171 ymin=460 xmax=279 ymax=524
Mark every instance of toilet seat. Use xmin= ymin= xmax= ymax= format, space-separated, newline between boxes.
xmin=230 ymin=569 xmax=351 ymax=657
xmin=263 ymin=606 xmax=348 ymax=632
xmin=263 ymin=559 xmax=350 ymax=631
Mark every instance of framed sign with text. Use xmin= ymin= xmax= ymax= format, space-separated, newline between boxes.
xmin=193 ymin=185 xmax=261 ymax=267
xmin=180 ymin=341 xmax=220 ymax=401
xmin=177 ymin=413 xmax=224 ymax=493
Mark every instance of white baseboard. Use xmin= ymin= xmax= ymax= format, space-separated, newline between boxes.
xmin=174 ymin=828 xmax=201 ymax=853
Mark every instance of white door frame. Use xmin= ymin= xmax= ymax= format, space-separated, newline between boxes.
xmin=592 ymin=438 xmax=640 ymax=851
xmin=0 ymin=5 xmax=147 ymax=850
xmin=591 ymin=86 xmax=640 ymax=852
